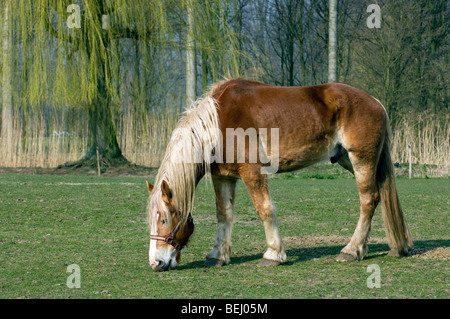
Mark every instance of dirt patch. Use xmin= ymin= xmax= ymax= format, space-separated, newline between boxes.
xmin=412 ymin=247 xmax=450 ymax=261
xmin=283 ymin=235 xmax=386 ymax=247
xmin=284 ymin=235 xmax=347 ymax=246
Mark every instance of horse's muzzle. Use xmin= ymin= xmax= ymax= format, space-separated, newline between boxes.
xmin=151 ymin=259 xmax=174 ymax=272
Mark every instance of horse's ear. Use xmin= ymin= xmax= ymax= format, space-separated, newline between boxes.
xmin=146 ymin=180 xmax=154 ymax=193
xmin=161 ymin=180 xmax=173 ymax=205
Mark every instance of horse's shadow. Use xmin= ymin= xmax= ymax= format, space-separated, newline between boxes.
xmin=177 ymin=239 xmax=449 ymax=270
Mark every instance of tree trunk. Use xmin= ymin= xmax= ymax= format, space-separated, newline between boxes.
xmin=185 ymin=0 xmax=196 ymax=107
xmin=61 ymin=53 xmax=126 ymax=169
xmin=201 ymin=47 xmax=209 ymax=93
xmin=328 ymin=0 xmax=337 ymax=83
xmin=1 ymin=2 xmax=13 ymax=164
xmin=234 ymin=0 xmax=243 ymax=73
xmin=82 ymin=62 xmax=126 ymax=165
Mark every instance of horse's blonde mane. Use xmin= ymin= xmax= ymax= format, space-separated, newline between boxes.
xmin=152 ymin=94 xmax=220 ymax=222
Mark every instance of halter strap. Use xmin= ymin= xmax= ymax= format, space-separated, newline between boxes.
xmin=150 ymin=218 xmax=185 ymax=251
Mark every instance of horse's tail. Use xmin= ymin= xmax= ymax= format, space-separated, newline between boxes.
xmin=376 ymin=125 xmax=413 ymax=256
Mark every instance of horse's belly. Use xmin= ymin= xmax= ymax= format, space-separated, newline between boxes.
xmin=276 ymin=133 xmax=340 ymax=172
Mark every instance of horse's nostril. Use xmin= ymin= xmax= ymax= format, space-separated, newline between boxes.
xmin=161 ymin=260 xmax=171 ymax=271
xmin=152 ymin=259 xmax=171 ymax=272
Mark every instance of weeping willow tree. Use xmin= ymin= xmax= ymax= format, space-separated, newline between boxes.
xmin=1 ymin=0 xmax=254 ymax=168
xmin=16 ymin=0 xmax=172 ymax=166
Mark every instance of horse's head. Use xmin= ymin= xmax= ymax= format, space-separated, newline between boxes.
xmin=146 ymin=180 xmax=194 ymax=271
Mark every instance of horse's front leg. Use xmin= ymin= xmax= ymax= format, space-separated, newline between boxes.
xmin=205 ymin=176 xmax=237 ymax=267
xmin=240 ymin=167 xmax=286 ymax=266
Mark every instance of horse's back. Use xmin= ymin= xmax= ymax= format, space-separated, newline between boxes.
xmin=211 ymin=79 xmax=387 ymax=173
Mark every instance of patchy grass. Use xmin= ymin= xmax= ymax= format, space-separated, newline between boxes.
xmin=0 ymin=171 xmax=448 ymax=299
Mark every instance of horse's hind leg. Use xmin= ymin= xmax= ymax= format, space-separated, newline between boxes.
xmin=240 ymin=166 xmax=286 ymax=266
xmin=205 ymin=175 xmax=237 ymax=267
xmin=337 ymin=151 xmax=354 ymax=175
xmin=337 ymin=154 xmax=380 ymax=262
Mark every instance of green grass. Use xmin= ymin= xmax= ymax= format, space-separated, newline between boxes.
xmin=0 ymin=170 xmax=448 ymax=299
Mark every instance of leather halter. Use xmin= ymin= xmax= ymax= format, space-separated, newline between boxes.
xmin=150 ymin=212 xmax=186 ymax=251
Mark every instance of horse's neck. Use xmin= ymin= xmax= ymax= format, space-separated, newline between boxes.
xmin=166 ymin=162 xmax=205 ymax=216
xmin=161 ymin=162 xmax=205 ymax=194
xmin=194 ymin=162 xmax=206 ymax=187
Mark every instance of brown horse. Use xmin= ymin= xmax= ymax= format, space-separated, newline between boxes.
xmin=146 ymin=78 xmax=412 ymax=271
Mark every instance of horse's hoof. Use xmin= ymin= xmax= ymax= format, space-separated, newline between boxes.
xmin=336 ymin=253 xmax=357 ymax=262
xmin=204 ymin=258 xmax=225 ymax=267
xmin=257 ymin=259 xmax=280 ymax=267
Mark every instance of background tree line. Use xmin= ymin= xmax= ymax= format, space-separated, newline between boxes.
xmin=0 ymin=0 xmax=448 ymax=169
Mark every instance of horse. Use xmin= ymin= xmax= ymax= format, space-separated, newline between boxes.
xmin=146 ymin=78 xmax=412 ymax=271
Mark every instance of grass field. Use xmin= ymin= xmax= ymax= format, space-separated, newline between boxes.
xmin=0 ymin=167 xmax=448 ymax=299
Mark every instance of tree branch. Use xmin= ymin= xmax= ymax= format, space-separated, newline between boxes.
xmin=110 ymin=26 xmax=156 ymax=41
xmin=44 ymin=5 xmax=78 ymax=44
